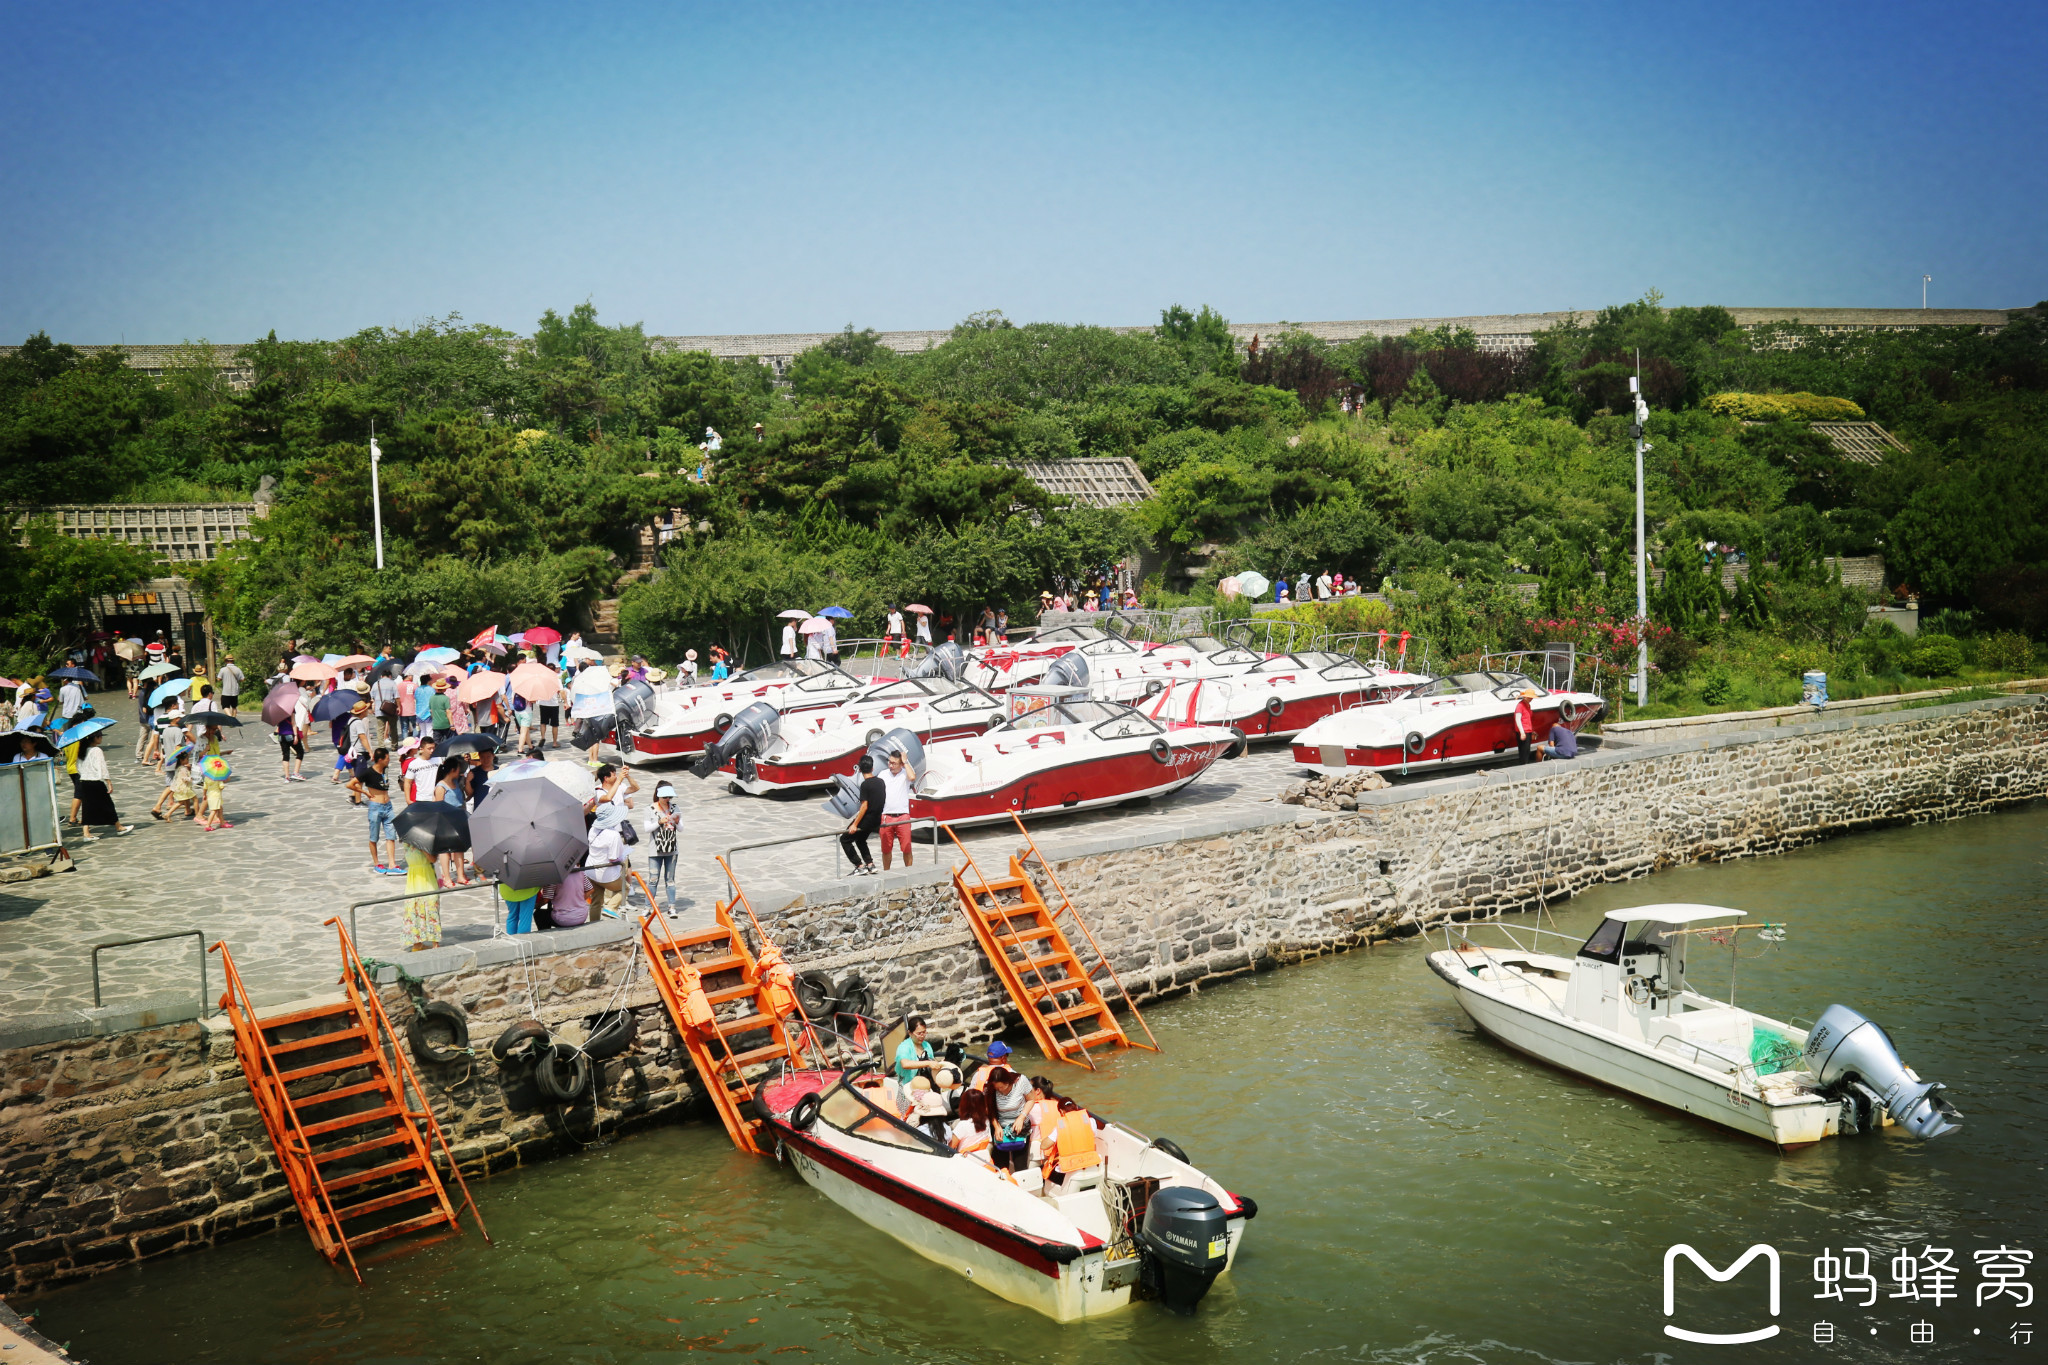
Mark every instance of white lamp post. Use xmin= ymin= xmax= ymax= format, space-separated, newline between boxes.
xmin=1922 ymin=274 xmax=1932 ymax=309
xmin=369 ymin=423 xmax=385 ymax=571
xmin=1630 ymin=373 xmax=1651 ymax=709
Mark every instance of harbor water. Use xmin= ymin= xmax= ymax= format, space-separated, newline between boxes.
xmin=25 ymin=803 xmax=2048 ymax=1364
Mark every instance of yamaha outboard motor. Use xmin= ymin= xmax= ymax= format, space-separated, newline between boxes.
xmin=912 ymin=640 xmax=966 ymax=682
xmin=1803 ymin=1003 xmax=1961 ymax=1139
xmin=824 ymin=727 xmax=926 ymax=818
xmin=611 ymin=678 xmax=656 ymax=754
xmin=1137 ymin=1186 xmax=1231 ymax=1314
xmin=691 ymin=701 xmax=780 ymax=780
xmin=1041 ymin=649 xmax=1089 ymax=693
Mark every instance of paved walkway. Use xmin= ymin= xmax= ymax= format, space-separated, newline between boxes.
xmin=0 ymin=706 xmax=1314 ymax=1016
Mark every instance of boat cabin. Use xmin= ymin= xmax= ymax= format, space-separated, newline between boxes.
xmin=1564 ymin=904 xmax=1757 ymax=1066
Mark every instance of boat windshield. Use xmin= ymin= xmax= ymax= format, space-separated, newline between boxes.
xmin=1576 ymin=917 xmax=1626 ymax=963
xmin=739 ymin=659 xmax=830 ymax=682
xmin=1167 ymin=634 xmax=1233 ymax=654
xmin=993 ymin=700 xmax=1154 ymax=734
xmin=1247 ymin=654 xmax=1309 ymax=674
xmin=1318 ymin=658 xmax=1377 ymax=680
xmin=858 ymin=677 xmax=947 ymax=701
xmin=1030 ymin=625 xmax=1109 ymax=644
xmin=1418 ymin=671 xmax=1537 ymax=698
xmin=1077 ymin=636 xmax=1141 ymax=656
xmin=792 ymin=670 xmax=860 ymax=693
xmin=818 ymin=1074 xmax=948 ymax=1153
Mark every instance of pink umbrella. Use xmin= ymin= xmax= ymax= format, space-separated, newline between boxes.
xmin=335 ymin=654 xmax=375 ymax=668
xmin=799 ymin=617 xmax=834 ymax=634
xmin=522 ymin=627 xmax=562 ymax=646
xmin=289 ymin=659 xmax=336 ymax=683
xmin=903 ymin=604 xmax=933 ymax=613
xmin=456 ymin=669 xmax=507 ymax=704
xmin=507 ymin=662 xmax=563 ymax=703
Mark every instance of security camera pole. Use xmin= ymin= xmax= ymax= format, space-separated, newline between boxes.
xmin=1630 ymin=368 xmax=1650 ymax=709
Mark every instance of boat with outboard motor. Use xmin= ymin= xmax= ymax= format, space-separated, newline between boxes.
xmin=1427 ymin=904 xmax=1961 ymax=1148
xmin=620 ymin=660 xmax=867 ymax=763
xmin=1291 ymin=654 xmax=1603 ymax=774
xmin=698 ymin=675 xmax=1006 ymax=793
xmin=961 ymin=625 xmax=1193 ymax=693
xmin=755 ymin=1044 xmax=1254 ymax=1321
xmin=1105 ymin=649 xmax=1430 ymax=741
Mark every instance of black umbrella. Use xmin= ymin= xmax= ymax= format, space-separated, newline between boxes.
xmin=184 ymin=710 xmax=243 ymax=728
xmin=47 ymin=666 xmax=99 ymax=683
xmin=395 ymin=801 xmax=471 ymax=854
xmin=469 ymin=780 xmax=588 ymax=889
xmin=310 ymin=690 xmax=362 ymax=722
xmin=437 ymin=732 xmax=501 ymax=755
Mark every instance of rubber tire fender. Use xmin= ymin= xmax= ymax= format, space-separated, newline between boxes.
xmin=1559 ymin=700 xmax=1580 ymax=723
xmin=1150 ymin=1136 xmax=1191 ymax=1164
xmin=789 ymin=1092 xmax=822 ymax=1131
xmin=534 ymin=1042 xmax=592 ymax=1104
xmin=491 ymin=1019 xmax=548 ymax=1063
xmin=835 ymin=974 xmax=876 ymax=1019
xmin=407 ymin=1001 xmax=470 ymax=1066
xmin=583 ymin=1008 xmax=638 ymax=1061
xmin=713 ymin=712 xmax=733 ymax=732
xmin=795 ymin=970 xmax=840 ymax=1022
xmin=1263 ymin=694 xmax=1286 ymax=717
xmin=1404 ymin=730 xmax=1427 ymax=754
xmin=865 ymin=728 xmax=884 ymax=746
xmin=1224 ymin=726 xmax=1249 ymax=760
xmin=1149 ymin=737 xmax=1173 ymax=765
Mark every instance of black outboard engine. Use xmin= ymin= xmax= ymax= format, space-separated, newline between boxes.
xmin=824 ymin=727 xmax=926 ymax=818
xmin=913 ymin=640 xmax=966 ymax=682
xmin=611 ymin=678 xmax=656 ymax=754
xmin=691 ymin=701 xmax=780 ymax=780
xmin=1137 ymin=1186 xmax=1230 ymax=1314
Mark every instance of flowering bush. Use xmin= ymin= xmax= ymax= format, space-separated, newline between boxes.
xmin=1703 ymin=392 xmax=1866 ymax=421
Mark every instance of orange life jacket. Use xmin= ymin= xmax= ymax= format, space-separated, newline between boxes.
xmin=672 ymin=960 xmax=715 ymax=1030
xmin=1042 ymin=1108 xmax=1102 ymax=1176
xmin=754 ymin=947 xmax=797 ymax=1019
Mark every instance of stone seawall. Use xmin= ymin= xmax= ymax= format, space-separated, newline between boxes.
xmin=4 ymin=694 xmax=2043 ymax=1296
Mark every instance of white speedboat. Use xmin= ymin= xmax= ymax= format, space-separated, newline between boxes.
xmin=1291 ymin=665 xmax=1602 ymax=774
xmin=1427 ymin=905 xmax=1960 ymax=1148
xmin=621 ymin=660 xmax=865 ymax=763
xmin=757 ymin=1064 xmax=1255 ymax=1321
xmin=965 ymin=626 xmax=1189 ymax=693
xmin=704 ymin=676 xmax=1006 ymax=793
xmin=1105 ymin=649 xmax=1430 ymax=741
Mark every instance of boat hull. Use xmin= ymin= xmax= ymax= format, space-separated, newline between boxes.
xmin=1293 ymin=700 xmax=1596 ymax=774
xmin=1427 ymin=952 xmax=1839 ymax=1148
xmin=735 ymin=719 xmax=996 ymax=793
xmin=912 ymin=740 xmax=1228 ymax=827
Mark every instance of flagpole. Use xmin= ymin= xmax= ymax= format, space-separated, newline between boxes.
xmin=370 ymin=422 xmax=385 ymax=571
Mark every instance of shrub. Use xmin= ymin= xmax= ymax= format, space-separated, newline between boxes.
xmin=1906 ymin=633 xmax=1965 ymax=677
xmin=1697 ymin=664 xmax=1736 ymax=707
xmin=1979 ymin=630 xmax=2035 ymax=675
xmin=1703 ymin=392 xmax=1867 ymax=421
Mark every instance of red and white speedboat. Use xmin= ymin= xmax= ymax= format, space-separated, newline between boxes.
xmin=906 ymin=698 xmax=1240 ymax=827
xmin=1102 ymin=649 xmax=1430 ymax=741
xmin=623 ymin=660 xmax=866 ymax=763
xmin=964 ymin=626 xmax=1188 ymax=693
xmin=714 ymin=677 xmax=1006 ymax=793
xmin=758 ymin=1064 xmax=1254 ymax=1321
xmin=1291 ymin=666 xmax=1604 ymax=774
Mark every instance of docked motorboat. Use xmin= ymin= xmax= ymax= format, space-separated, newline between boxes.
xmin=702 ymin=676 xmax=1006 ymax=793
xmin=964 ymin=626 xmax=1187 ymax=693
xmin=757 ymin=1062 xmax=1254 ymax=1321
xmin=890 ymin=697 xmax=1240 ymax=827
xmin=1290 ymin=661 xmax=1602 ymax=774
xmin=621 ymin=660 xmax=866 ymax=763
xmin=1106 ymin=649 xmax=1430 ymax=741
xmin=1427 ymin=905 xmax=1961 ymax=1148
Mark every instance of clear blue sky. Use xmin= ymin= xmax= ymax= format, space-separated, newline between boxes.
xmin=3 ymin=1 xmax=2041 ymax=343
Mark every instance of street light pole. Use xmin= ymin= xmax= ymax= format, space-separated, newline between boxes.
xmin=1922 ymin=274 xmax=1932 ymax=309
xmin=1630 ymin=368 xmax=1650 ymax=709
xmin=369 ymin=421 xmax=385 ymax=571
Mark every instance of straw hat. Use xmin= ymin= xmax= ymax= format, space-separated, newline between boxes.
xmin=646 ymin=667 xmax=668 ymax=683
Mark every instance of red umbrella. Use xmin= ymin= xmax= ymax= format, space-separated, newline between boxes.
xmin=522 ymin=627 xmax=562 ymax=646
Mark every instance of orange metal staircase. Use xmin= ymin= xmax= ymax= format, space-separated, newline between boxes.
xmin=637 ymin=861 xmax=818 ymax=1154
xmin=946 ymin=815 xmax=1160 ymax=1069
xmin=210 ymin=920 xmax=488 ymax=1281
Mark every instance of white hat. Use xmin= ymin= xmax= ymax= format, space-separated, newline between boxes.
xmin=654 ymin=782 xmax=676 ymax=797
xmin=685 ymin=649 xmax=697 ymax=660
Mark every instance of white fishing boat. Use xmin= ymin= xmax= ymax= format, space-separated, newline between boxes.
xmin=757 ymin=1064 xmax=1255 ymax=1321
xmin=1427 ymin=905 xmax=1961 ymax=1149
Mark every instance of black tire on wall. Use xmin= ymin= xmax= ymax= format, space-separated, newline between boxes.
xmin=407 ymin=1001 xmax=470 ymax=1066
xmin=534 ymin=1043 xmax=592 ymax=1104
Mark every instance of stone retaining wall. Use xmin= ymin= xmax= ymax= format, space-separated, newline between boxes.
xmin=4 ymin=694 xmax=2044 ymax=1296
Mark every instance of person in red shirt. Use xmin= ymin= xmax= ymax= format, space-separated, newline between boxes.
xmin=1514 ymin=688 xmax=1538 ymax=764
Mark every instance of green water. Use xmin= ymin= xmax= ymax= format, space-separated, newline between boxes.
xmin=27 ymin=804 xmax=2048 ymax=1364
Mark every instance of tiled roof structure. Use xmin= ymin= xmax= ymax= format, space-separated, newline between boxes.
xmin=1810 ymin=422 xmax=1910 ymax=466
xmin=1008 ymin=458 xmax=1155 ymax=508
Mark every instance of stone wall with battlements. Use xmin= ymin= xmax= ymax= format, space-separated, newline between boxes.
xmin=3 ymin=693 xmax=2043 ymax=1296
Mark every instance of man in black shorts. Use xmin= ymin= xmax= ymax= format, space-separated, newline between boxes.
xmin=838 ymin=755 xmax=885 ymax=876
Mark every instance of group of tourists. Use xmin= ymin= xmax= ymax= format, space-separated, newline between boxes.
xmin=1270 ymin=569 xmax=1367 ymax=604
xmin=871 ymin=1020 xmax=1106 ymax=1182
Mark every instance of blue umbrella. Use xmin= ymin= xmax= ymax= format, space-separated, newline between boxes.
xmin=818 ymin=606 xmax=853 ymax=619
xmin=48 ymin=666 xmax=99 ymax=683
xmin=149 ymin=677 xmax=190 ymax=707
xmin=322 ymin=653 xmax=345 ymax=665
xmin=53 ymin=716 xmax=114 ymax=748
xmin=310 ymin=690 xmax=360 ymax=722
xmin=418 ymin=646 xmax=461 ymax=663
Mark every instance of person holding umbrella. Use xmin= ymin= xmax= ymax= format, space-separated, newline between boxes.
xmin=430 ymin=757 xmax=474 ymax=885
xmin=72 ymin=731 xmax=130 ymax=840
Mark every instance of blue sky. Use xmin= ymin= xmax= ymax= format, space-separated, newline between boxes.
xmin=2 ymin=1 xmax=2042 ymax=343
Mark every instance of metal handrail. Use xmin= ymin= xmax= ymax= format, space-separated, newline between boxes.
xmin=1010 ymin=813 xmax=1160 ymax=1054
xmin=210 ymin=937 xmax=364 ymax=1282
xmin=92 ymin=930 xmax=208 ymax=1016
xmin=326 ymin=917 xmax=491 ymax=1245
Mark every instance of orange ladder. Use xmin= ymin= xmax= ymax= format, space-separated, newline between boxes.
xmin=945 ymin=815 xmax=1160 ymax=1069
xmin=637 ymin=861 xmax=818 ymax=1154
xmin=210 ymin=920 xmax=488 ymax=1281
